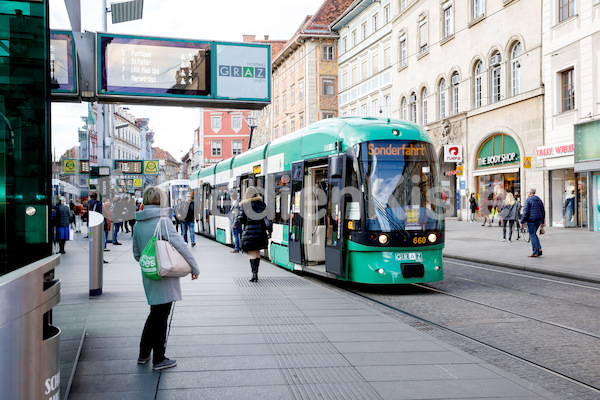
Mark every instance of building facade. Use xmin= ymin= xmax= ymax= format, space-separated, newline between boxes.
xmin=253 ymin=0 xmax=354 ymax=146
xmin=542 ymin=0 xmax=600 ymax=231
xmin=196 ymin=108 xmax=253 ymax=167
xmin=153 ymin=147 xmax=180 ymax=185
xmin=332 ymin=0 xmax=394 ymax=121
xmin=386 ymin=0 xmax=544 ymax=219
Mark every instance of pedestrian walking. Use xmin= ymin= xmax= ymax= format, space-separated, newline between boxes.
xmin=181 ymin=192 xmax=196 ymax=247
xmin=132 ymin=186 xmax=199 ymax=371
xmin=229 ymin=191 xmax=243 ymax=253
xmin=55 ymin=197 xmax=71 ymax=254
xmin=112 ymin=197 xmax=124 ymax=245
xmin=520 ymin=187 xmax=545 ymax=257
xmin=103 ymin=198 xmax=112 ymax=251
xmin=499 ymin=192 xmax=520 ymax=242
xmin=469 ymin=193 xmax=478 ymax=223
xmin=240 ymin=186 xmax=271 ymax=282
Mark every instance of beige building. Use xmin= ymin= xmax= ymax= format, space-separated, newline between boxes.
xmin=388 ymin=0 xmax=544 ymax=220
xmin=253 ymin=0 xmax=355 ymax=146
xmin=542 ymin=0 xmax=600 ymax=231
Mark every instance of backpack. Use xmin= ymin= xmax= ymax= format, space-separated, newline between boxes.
xmin=175 ymin=201 xmax=190 ymax=221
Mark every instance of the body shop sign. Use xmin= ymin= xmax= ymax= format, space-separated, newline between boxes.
xmin=476 ymin=134 xmax=520 ymax=168
xmin=215 ymin=43 xmax=270 ymax=102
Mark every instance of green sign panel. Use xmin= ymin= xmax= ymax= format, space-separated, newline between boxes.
xmin=476 ymin=134 xmax=520 ymax=168
xmin=575 ymin=120 xmax=600 ymax=163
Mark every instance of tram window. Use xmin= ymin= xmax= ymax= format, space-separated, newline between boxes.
xmin=215 ymin=184 xmax=230 ymax=216
xmin=271 ymin=173 xmax=291 ymax=224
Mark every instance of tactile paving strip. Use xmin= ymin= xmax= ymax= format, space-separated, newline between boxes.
xmin=237 ymin=276 xmax=383 ymax=400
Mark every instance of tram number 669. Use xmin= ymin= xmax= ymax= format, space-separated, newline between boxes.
xmin=413 ymin=236 xmax=426 ymax=245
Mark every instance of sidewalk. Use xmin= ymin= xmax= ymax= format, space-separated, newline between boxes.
xmin=54 ymin=230 xmax=559 ymax=400
xmin=444 ymin=218 xmax=600 ymax=284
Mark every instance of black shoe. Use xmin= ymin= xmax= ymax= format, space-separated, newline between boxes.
xmin=191 ymin=243 xmax=196 ymax=247
xmin=113 ymin=242 xmax=122 ymax=245
xmin=103 ymin=260 xmax=108 ymax=263
xmin=104 ymin=249 xmax=110 ymax=252
xmin=538 ymin=250 xmax=542 ymax=256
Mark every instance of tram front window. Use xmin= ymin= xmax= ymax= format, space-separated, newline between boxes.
xmin=171 ymin=185 xmax=189 ymax=206
xmin=358 ymin=140 xmax=442 ymax=232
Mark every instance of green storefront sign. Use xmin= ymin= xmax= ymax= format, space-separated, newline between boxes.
xmin=575 ymin=120 xmax=600 ymax=163
xmin=476 ymin=134 xmax=520 ymax=168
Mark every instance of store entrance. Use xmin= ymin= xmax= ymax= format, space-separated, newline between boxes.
xmin=475 ymin=172 xmax=521 ymax=216
xmin=550 ymin=169 xmax=587 ymax=228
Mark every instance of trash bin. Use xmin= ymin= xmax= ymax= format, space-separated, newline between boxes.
xmin=88 ymin=211 xmax=104 ymax=296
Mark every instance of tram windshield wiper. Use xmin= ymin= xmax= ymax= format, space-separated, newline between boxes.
xmin=369 ymin=196 xmax=411 ymax=239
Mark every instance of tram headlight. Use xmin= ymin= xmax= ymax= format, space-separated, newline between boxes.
xmin=428 ymin=233 xmax=437 ymax=243
xmin=377 ymin=268 xmax=385 ymax=274
xmin=378 ymin=234 xmax=389 ymax=245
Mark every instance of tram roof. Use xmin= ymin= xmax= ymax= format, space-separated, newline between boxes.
xmin=215 ymin=158 xmax=234 ymax=173
xmin=231 ymin=144 xmax=268 ymax=168
xmin=198 ymin=164 xmax=216 ymax=178
xmin=189 ymin=171 xmax=199 ymax=181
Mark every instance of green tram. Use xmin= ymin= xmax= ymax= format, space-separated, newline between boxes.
xmin=191 ymin=117 xmax=444 ymax=284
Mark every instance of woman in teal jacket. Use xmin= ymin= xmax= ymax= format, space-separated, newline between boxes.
xmin=133 ymin=186 xmax=200 ymax=371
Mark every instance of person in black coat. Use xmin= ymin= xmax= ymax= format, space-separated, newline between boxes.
xmin=240 ymin=186 xmax=270 ymax=282
xmin=55 ymin=197 xmax=71 ymax=254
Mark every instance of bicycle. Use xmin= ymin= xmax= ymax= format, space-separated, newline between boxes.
xmin=513 ymin=220 xmax=529 ymax=242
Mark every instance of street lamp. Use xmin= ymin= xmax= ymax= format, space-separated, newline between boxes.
xmin=246 ymin=116 xmax=257 ymax=150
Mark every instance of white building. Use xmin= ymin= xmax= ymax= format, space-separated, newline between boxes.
xmin=113 ymin=106 xmax=142 ymax=162
xmin=542 ymin=0 xmax=600 ymax=231
xmin=332 ymin=0 xmax=394 ymax=120
xmin=385 ymin=0 xmax=544 ymax=220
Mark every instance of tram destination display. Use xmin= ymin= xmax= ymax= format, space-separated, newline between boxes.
xmin=114 ymin=160 xmax=143 ymax=174
xmin=99 ymin=34 xmax=211 ymax=98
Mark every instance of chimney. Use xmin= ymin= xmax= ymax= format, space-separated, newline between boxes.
xmin=264 ymin=35 xmax=269 ymax=40
xmin=243 ymin=34 xmax=256 ymax=42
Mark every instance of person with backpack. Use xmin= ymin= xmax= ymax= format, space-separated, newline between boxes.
xmin=228 ymin=191 xmax=242 ymax=253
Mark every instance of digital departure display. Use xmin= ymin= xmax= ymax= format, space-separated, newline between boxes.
xmin=99 ymin=34 xmax=211 ymax=97
xmin=114 ymin=160 xmax=143 ymax=174
xmin=50 ymin=31 xmax=76 ymax=93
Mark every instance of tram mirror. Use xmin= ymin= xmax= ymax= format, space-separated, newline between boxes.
xmin=330 ymin=156 xmax=343 ymax=179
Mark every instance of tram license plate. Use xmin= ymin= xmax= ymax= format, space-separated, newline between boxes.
xmin=395 ymin=252 xmax=423 ymax=262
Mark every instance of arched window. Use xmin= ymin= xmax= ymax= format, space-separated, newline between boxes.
xmin=439 ymin=79 xmax=446 ymax=119
xmin=490 ymin=52 xmax=501 ymax=103
xmin=401 ymin=97 xmax=408 ymax=120
xmin=474 ymin=61 xmax=483 ymax=108
xmin=421 ymin=88 xmax=428 ymax=125
xmin=409 ymin=92 xmax=417 ymax=122
xmin=451 ymin=73 xmax=460 ymax=115
xmin=511 ymin=42 xmax=522 ymax=96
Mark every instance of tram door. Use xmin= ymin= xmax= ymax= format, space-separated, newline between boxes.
xmin=288 ymin=161 xmax=304 ymax=264
xmin=325 ymin=155 xmax=347 ymax=276
xmin=202 ymin=183 xmax=212 ymax=235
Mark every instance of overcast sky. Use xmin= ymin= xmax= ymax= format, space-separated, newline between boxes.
xmin=50 ymin=0 xmax=326 ymax=159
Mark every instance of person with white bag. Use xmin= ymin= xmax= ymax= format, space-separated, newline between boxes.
xmin=132 ymin=186 xmax=199 ymax=371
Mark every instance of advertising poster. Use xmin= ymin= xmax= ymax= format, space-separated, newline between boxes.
xmin=215 ymin=43 xmax=270 ymax=101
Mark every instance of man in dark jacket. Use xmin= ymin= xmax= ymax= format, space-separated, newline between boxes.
xmin=521 ymin=187 xmax=545 ymax=257
xmin=182 ymin=192 xmax=196 ymax=247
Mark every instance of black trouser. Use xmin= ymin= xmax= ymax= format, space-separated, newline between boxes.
xmin=140 ymin=302 xmax=173 ymax=364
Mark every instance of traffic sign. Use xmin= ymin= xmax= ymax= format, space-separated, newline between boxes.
xmin=523 ymin=157 xmax=532 ymax=169
xmin=133 ymin=178 xmax=143 ymax=188
xmin=456 ymin=166 xmax=464 ymax=176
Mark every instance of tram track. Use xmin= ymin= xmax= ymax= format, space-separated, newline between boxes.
xmin=344 ymin=286 xmax=600 ymax=397
xmin=305 ymin=260 xmax=600 ymax=399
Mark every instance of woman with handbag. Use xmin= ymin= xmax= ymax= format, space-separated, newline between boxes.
xmin=133 ymin=186 xmax=199 ymax=371
xmin=240 ymin=186 xmax=270 ymax=282
xmin=499 ymin=193 xmax=519 ymax=242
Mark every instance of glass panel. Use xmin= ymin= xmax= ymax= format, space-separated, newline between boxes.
xmin=1 ymin=1 xmax=51 ymax=276
xmin=358 ymin=140 xmax=441 ymax=232
xmin=577 ymin=173 xmax=587 ymax=228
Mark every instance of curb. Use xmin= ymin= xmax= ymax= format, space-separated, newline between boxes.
xmin=444 ymin=254 xmax=600 ymax=285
